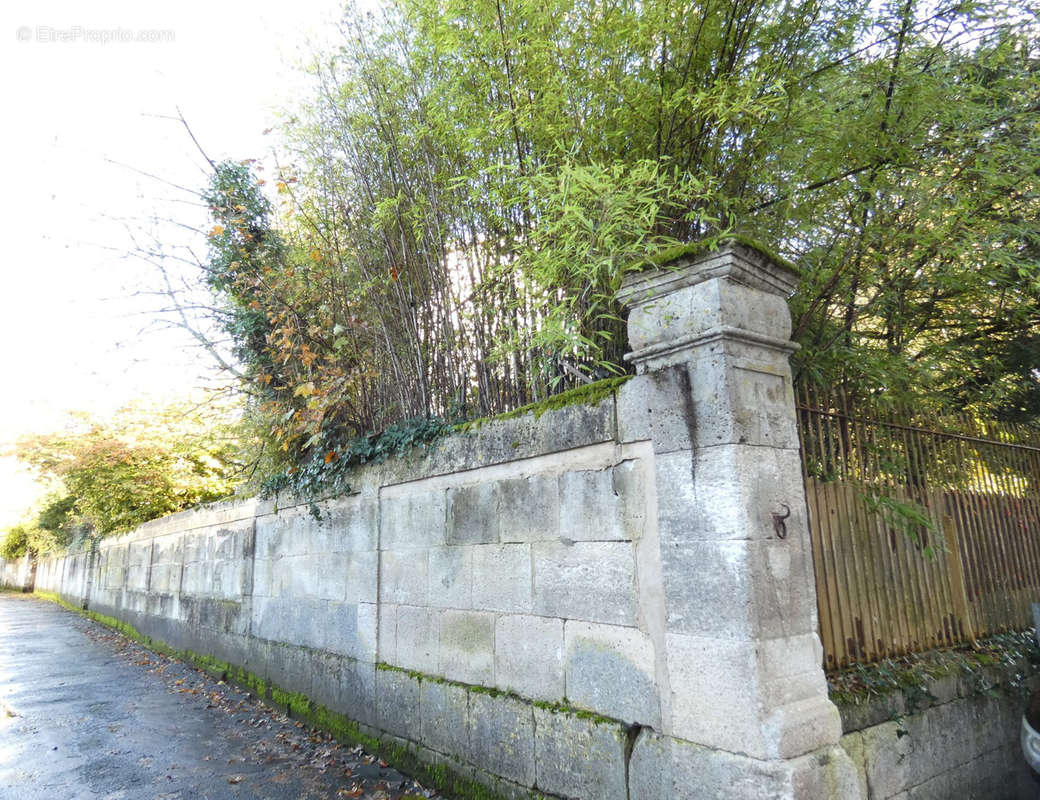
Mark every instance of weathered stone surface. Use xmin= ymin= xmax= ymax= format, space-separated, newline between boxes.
xmin=324 ymin=601 xmax=361 ymax=658
xmin=394 ymin=605 xmax=439 ymax=674
xmin=467 ymin=691 xmax=535 ymax=786
xmin=616 ymin=367 xmax=697 ymax=453
xmin=556 ymin=461 xmax=649 ymax=543
xmin=617 ymin=243 xmax=798 ymax=372
xmin=428 ymin=546 xmax=472 ymax=609
xmin=255 ymin=508 xmax=308 ymax=560
xmin=377 ymin=602 xmax=398 ymax=664
xmin=472 ymin=544 xmax=532 ymax=613
xmin=629 ymin=730 xmax=862 ymax=800
xmin=494 ymin=614 xmax=564 ymax=702
xmin=842 ymin=691 xmax=1031 ymax=800
xmin=683 ymin=353 xmax=798 ymax=449
xmin=900 ymin=742 xmax=1029 ymax=800
xmin=437 ymin=609 xmax=494 ymax=686
xmin=665 ymin=632 xmax=839 ymax=760
xmin=661 ymin=536 xmax=816 ymax=642
xmin=559 ymin=468 xmax=628 ymax=541
xmin=533 ymin=541 xmax=637 ymax=625
xmin=379 ymin=548 xmax=429 ymax=606
xmin=564 ymin=621 xmax=660 ymax=727
xmin=375 ymin=667 xmax=421 ymax=741
xmin=447 ymin=483 xmax=499 ymax=545
xmin=532 ymin=706 xmax=628 ymax=800
xmin=356 ymin=601 xmax=378 ymax=662
xmin=320 ymin=495 xmax=378 ymax=552
xmin=262 ymin=638 xmax=314 ymax=700
xmin=497 ymin=474 xmax=559 ymax=543
xmin=420 ymin=679 xmax=470 ymax=757
xmin=381 ymin=490 xmax=447 ymax=550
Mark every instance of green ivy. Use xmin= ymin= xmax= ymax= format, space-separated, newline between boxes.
xmin=828 ymin=630 xmax=1040 ymax=713
xmin=260 ymin=414 xmax=457 ymax=499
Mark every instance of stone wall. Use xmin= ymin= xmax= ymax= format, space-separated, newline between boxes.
xmin=838 ymin=667 xmax=1035 ymax=799
xmin=33 ymin=400 xmax=664 ymax=799
xmin=30 ymin=241 xmax=1022 ymax=799
xmin=0 ymin=554 xmax=33 ymax=591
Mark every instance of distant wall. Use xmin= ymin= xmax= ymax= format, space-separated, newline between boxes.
xmin=0 ymin=555 xmax=33 ymax=591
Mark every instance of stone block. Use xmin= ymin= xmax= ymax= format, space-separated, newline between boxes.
xmin=309 ymin=649 xmax=346 ymax=709
xmin=467 ymin=691 xmax=535 ymax=786
xmin=661 ymin=538 xmax=815 ymax=642
xmin=344 ymin=550 xmax=379 ymax=604
xmin=559 ymin=468 xmax=626 ymax=542
xmin=854 ymin=719 xmax=914 ymax=799
xmin=264 ymin=641 xmax=314 ymax=701
xmin=664 ymin=633 xmax=762 ymax=753
xmin=497 ymin=474 xmax=559 ymax=543
xmin=900 ymin=741 xmax=1029 ymax=800
xmin=356 ymin=602 xmax=378 ymax=663
xmin=395 ymin=605 xmax=439 ymax=674
xmin=213 ymin=526 xmax=244 ymax=561
xmin=420 ymin=679 xmax=470 ymax=757
xmin=255 ymin=509 xmax=307 ymax=560
xmin=619 ymin=247 xmax=796 ymax=355
xmin=757 ymin=633 xmax=830 ymax=710
xmin=664 ymin=632 xmax=839 ymax=760
xmin=375 ymin=666 xmax=421 ymax=741
xmin=297 ymin=597 xmax=332 ymax=649
xmin=472 ymin=544 xmax=532 ymax=613
xmin=379 ymin=548 xmax=429 ymax=606
xmin=447 ymin=483 xmax=499 ymax=545
xmin=520 ymin=398 xmax=617 ymax=456
xmin=564 ymin=621 xmax=660 ymax=727
xmin=428 ymin=546 xmax=472 ymax=609
xmin=346 ymin=660 xmax=378 ymax=727
xmin=494 ymin=614 xmax=564 ymax=703
xmin=311 ymin=654 xmax=377 ymax=727
xmin=532 ymin=541 xmax=637 ymax=625
xmin=657 ymin=444 xmax=810 ymax=545
xmin=629 ymin=729 xmax=862 ymax=800
xmin=324 ymin=601 xmax=360 ymax=658
xmin=438 ymin=609 xmax=495 ymax=686
xmin=321 ymin=495 xmax=378 ymax=552
xmin=683 ymin=354 xmax=798 ymax=449
xmin=378 ymin=603 xmax=398 ymax=664
xmin=381 ymin=490 xmax=447 ymax=550
xmin=533 ymin=706 xmax=628 ymax=800
xmin=616 ymin=367 xmax=696 ymax=453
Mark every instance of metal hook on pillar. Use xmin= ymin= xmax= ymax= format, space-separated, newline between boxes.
xmin=772 ymin=504 xmax=791 ymax=539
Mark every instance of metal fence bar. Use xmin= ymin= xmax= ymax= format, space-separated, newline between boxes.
xmin=798 ymin=392 xmax=1040 ymax=669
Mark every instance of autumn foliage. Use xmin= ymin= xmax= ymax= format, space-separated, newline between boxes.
xmin=197 ymin=0 xmax=1039 ymax=491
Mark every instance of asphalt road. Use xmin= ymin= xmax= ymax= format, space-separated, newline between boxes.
xmin=0 ymin=593 xmax=436 ymax=800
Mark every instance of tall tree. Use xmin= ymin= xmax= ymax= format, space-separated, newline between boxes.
xmin=188 ymin=0 xmax=1040 ymax=488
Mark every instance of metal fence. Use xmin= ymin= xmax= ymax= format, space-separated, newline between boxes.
xmin=797 ymin=387 xmax=1040 ymax=670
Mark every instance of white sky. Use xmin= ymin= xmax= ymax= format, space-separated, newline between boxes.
xmin=0 ymin=0 xmax=351 ymax=527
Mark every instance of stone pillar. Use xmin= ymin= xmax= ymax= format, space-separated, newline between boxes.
xmin=616 ymin=241 xmax=861 ymax=798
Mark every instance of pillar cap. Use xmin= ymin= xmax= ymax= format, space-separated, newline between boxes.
xmin=617 ymin=239 xmax=799 ymax=310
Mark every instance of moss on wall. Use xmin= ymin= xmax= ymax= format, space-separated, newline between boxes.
xmin=828 ymin=630 xmax=1040 ymax=730
xmin=457 ymin=375 xmax=632 ymax=433
xmin=641 ymin=235 xmax=801 ymax=276
xmin=31 ymin=591 xmax=554 ymax=800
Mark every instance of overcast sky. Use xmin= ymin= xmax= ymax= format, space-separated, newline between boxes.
xmin=0 ymin=0 xmax=350 ymax=527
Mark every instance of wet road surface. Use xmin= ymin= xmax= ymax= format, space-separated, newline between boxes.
xmin=0 ymin=594 xmax=436 ymax=800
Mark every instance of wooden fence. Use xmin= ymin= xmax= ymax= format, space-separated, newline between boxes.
xmin=797 ymin=388 xmax=1040 ymax=669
